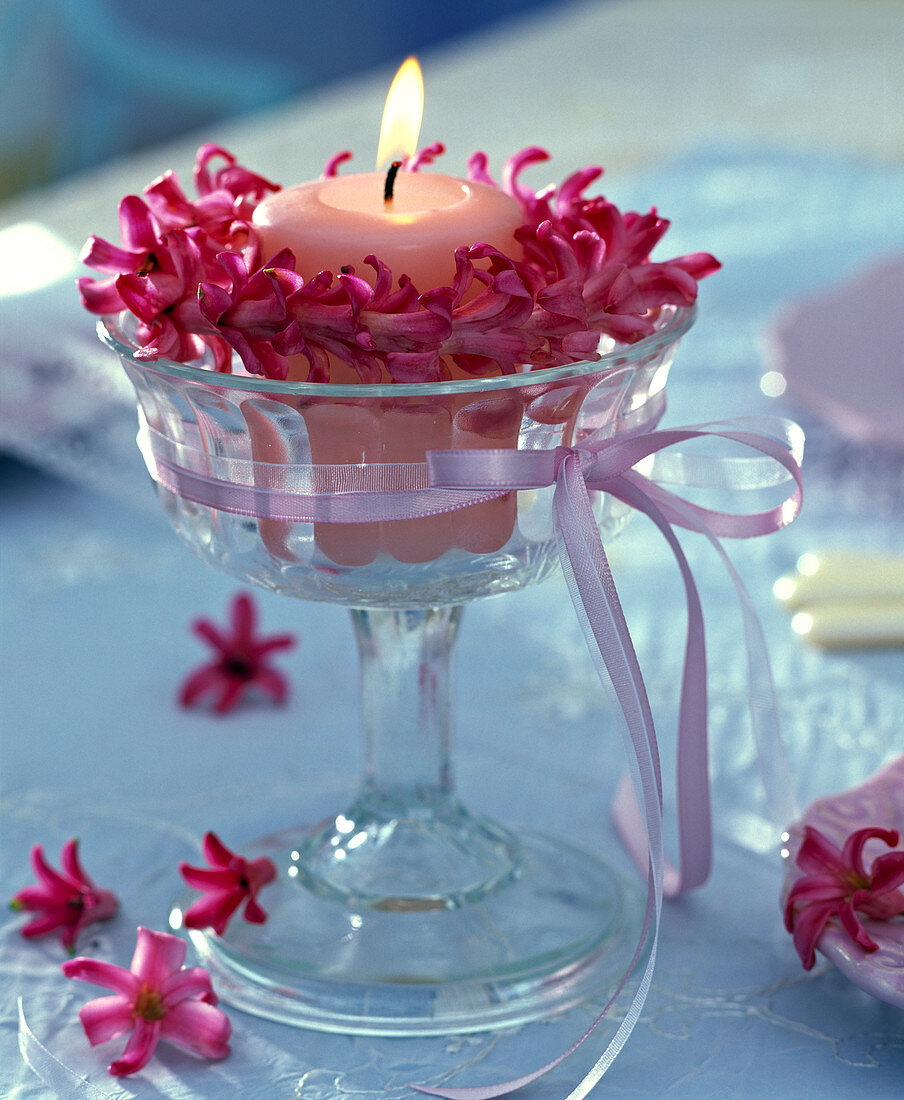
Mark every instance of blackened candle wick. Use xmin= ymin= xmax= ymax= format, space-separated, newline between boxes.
xmin=384 ymin=161 xmax=402 ymax=203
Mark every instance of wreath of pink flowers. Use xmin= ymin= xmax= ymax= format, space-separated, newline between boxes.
xmin=78 ymin=142 xmax=720 ymax=384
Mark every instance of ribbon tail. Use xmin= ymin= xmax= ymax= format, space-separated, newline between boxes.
xmin=414 ymin=454 xmax=668 ymax=1099
xmin=552 ymin=454 xmax=668 ymax=1099
xmin=627 ymin=472 xmax=799 ymax=832
xmin=730 ymin=559 xmax=800 ymax=829
xmin=606 ymin=474 xmax=712 ymax=897
xmin=18 ymin=999 xmax=115 ymax=1099
xmin=409 ymin=928 xmax=657 ymax=1100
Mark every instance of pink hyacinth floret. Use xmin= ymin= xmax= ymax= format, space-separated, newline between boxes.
xmin=78 ymin=145 xmax=279 ymax=372
xmin=784 ymin=825 xmax=904 ymax=970
xmin=178 ymin=591 xmax=296 ymax=715
xmin=78 ymin=143 xmax=719 ymax=383
xmin=179 ymin=832 xmax=277 ymax=935
xmin=62 ymin=926 xmax=231 ymax=1077
xmin=10 ymin=838 xmax=117 ymax=953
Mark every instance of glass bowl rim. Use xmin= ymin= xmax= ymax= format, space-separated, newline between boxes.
xmin=98 ymin=302 xmax=695 ymax=398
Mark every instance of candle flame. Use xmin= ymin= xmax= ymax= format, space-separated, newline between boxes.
xmin=376 ymin=57 xmax=424 ymax=170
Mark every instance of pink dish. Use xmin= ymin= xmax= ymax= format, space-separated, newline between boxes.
xmin=782 ymin=755 xmax=904 ymax=1009
xmin=766 ymin=256 xmax=904 ymax=452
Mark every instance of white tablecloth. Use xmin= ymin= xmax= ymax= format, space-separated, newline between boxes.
xmin=2 ymin=2 xmax=903 ymax=1096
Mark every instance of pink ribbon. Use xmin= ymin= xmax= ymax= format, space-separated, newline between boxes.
xmin=139 ymin=415 xmax=803 ymax=1097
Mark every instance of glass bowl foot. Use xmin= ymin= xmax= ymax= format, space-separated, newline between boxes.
xmin=170 ymin=821 xmax=645 ymax=1036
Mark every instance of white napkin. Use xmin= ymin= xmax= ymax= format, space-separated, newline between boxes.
xmin=0 ymin=222 xmax=149 ymax=506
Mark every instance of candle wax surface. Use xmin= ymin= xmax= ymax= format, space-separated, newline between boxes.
xmin=320 ymin=172 xmax=466 ymax=215
xmin=252 ymin=171 xmax=523 ymax=294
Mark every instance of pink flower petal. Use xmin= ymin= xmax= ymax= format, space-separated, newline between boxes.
xmin=79 ymin=235 xmax=145 ymax=274
xmin=201 ymin=831 xmax=234 ymax=868
xmin=790 ymin=901 xmax=834 ymax=970
xmin=213 ymin=676 xmax=247 ymax=715
xmin=62 ymin=957 xmax=141 ymax=999
xmin=178 ymin=666 xmax=222 ymax=707
xmin=192 ymin=618 xmax=230 ymax=652
xmin=142 ymin=170 xmax=194 ymax=227
xmin=322 ymin=150 xmax=353 ymax=178
xmin=77 ymin=996 xmax=135 ymax=1046
xmin=59 ymin=838 xmax=91 ymax=886
xmin=117 ymin=195 xmax=158 ymax=252
xmin=130 ymin=927 xmax=187 ymax=987
xmin=242 ymin=896 xmax=268 ymax=924
xmin=182 ymin=890 xmax=244 ymax=935
xmin=794 ymin=826 xmax=849 ymax=877
xmin=842 ymin=826 xmax=899 ymax=881
xmin=204 ymin=333 xmax=235 ymax=372
xmin=633 ymin=262 xmax=699 ymax=308
xmin=11 ymin=885 xmax=59 ymax=910
xmin=230 ymin=592 xmax=256 ymax=642
xmin=160 ymin=998 xmax=231 ymax=1060
xmin=108 ymin=1017 xmax=162 ymax=1077
xmin=161 ymin=966 xmax=217 ymax=1006
xmin=865 ymin=850 xmax=904 ymax=896
xmin=59 ymin=919 xmax=83 ymax=952
xmin=179 ymin=865 xmax=237 ymax=890
xmin=785 ymin=874 xmax=848 ymax=904
xmin=670 ymin=251 xmax=722 ymax=280
xmin=250 ymin=666 xmax=289 ymax=705
xmin=838 ymin=899 xmax=879 ymax=952
xmin=253 ymin=633 xmax=297 ymax=657
xmin=116 ymin=273 xmax=170 ymax=320
xmin=406 ymin=141 xmax=445 ymax=173
xmin=20 ymin=911 xmax=68 ymax=938
xmin=859 ymin=890 xmax=904 ymax=921
xmin=557 ymin=165 xmax=605 ymax=210
xmin=501 ymin=145 xmax=551 ymax=205
xmin=77 ymin=276 xmax=126 ymax=315
xmin=29 ymin=844 xmax=72 ymax=895
xmin=247 ymin=856 xmax=278 ymax=889
xmin=197 ymin=280 xmax=235 ymax=322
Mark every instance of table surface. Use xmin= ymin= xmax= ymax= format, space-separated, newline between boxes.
xmin=2 ymin=1 xmax=904 ymax=1096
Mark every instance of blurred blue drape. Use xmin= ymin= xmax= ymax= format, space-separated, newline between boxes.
xmin=0 ymin=0 xmax=569 ymax=200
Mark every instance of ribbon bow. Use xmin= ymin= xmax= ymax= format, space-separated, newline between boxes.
xmin=407 ymin=419 xmax=803 ymax=1098
xmin=140 ymin=413 xmax=803 ymax=1098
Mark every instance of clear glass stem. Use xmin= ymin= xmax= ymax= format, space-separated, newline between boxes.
xmin=292 ymin=605 xmax=520 ymax=910
xmin=181 ymin=609 xmax=642 ymax=1032
xmin=355 ymin=606 xmax=460 ymax=814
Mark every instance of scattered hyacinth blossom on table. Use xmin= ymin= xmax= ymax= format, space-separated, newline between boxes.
xmin=62 ymin=926 xmax=231 ymax=1077
xmin=178 ymin=591 xmax=296 ymax=715
xmin=9 ymin=838 xmax=117 ymax=953
xmin=77 ymin=142 xmax=720 ymax=382
xmin=179 ymin=832 xmax=277 ymax=935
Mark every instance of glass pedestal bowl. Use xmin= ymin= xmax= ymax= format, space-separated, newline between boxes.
xmin=100 ymin=304 xmax=694 ymax=1036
